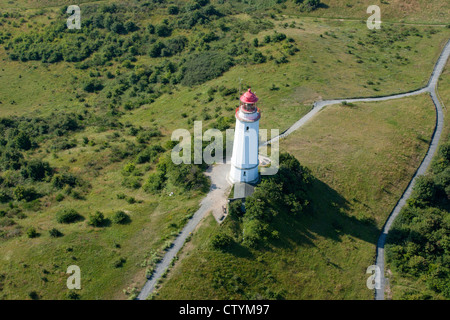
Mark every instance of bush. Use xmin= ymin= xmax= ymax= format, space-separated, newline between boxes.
xmin=87 ymin=211 xmax=106 ymax=227
xmin=155 ymin=23 xmax=172 ymax=37
xmin=67 ymin=291 xmax=80 ymax=300
xmin=253 ymin=51 xmax=267 ymax=64
xmin=228 ymin=200 xmax=243 ymax=219
xmin=116 ymin=193 xmax=126 ymax=200
xmin=83 ymin=79 xmax=104 ymax=93
xmin=297 ymin=0 xmax=321 ymax=12
xmin=51 ymin=173 xmax=78 ymax=189
xmin=49 ymin=228 xmax=63 ymax=238
xmin=242 ymin=218 xmax=269 ymax=248
xmin=13 ymin=185 xmax=39 ymax=202
xmin=113 ymin=257 xmax=126 ymax=268
xmin=168 ymin=5 xmax=179 ymax=15
xmin=181 ymin=51 xmax=234 ymax=86
xmin=29 ymin=291 xmax=39 ymax=300
xmin=167 ymin=163 xmax=208 ymax=192
xmin=111 ymin=210 xmax=130 ymax=224
xmin=24 ymin=159 xmax=52 ymax=181
xmin=0 ymin=190 xmax=11 ymax=203
xmin=127 ymin=197 xmax=138 ymax=205
xmin=210 ymin=233 xmax=233 ymax=251
xmin=56 ymin=209 xmax=82 ymax=224
xmin=122 ymin=176 xmax=141 ymax=189
xmin=136 ymin=130 xmax=162 ymax=144
xmin=26 ymin=227 xmax=38 ymax=238
xmin=410 ymin=175 xmax=438 ymax=206
xmin=15 ymin=132 xmax=32 ymax=150
xmin=143 ymin=171 xmax=166 ymax=193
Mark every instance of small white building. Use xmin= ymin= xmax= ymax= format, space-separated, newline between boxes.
xmin=228 ymin=88 xmax=261 ymax=185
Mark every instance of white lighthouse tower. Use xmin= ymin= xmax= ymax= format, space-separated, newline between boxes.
xmin=228 ymin=88 xmax=261 ymax=184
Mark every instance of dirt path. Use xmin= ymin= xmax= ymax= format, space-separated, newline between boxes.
xmin=136 ymin=162 xmax=231 ymax=300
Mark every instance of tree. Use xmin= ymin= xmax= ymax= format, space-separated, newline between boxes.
xmin=0 ymin=190 xmax=11 ymax=203
xmin=15 ymin=132 xmax=32 ymax=150
xmin=83 ymin=79 xmax=104 ymax=93
xmin=228 ymin=200 xmax=243 ymax=219
xmin=242 ymin=218 xmax=269 ymax=248
xmin=111 ymin=21 xmax=126 ymax=34
xmin=411 ymin=175 xmax=438 ymax=206
xmin=245 ymin=196 xmax=270 ymax=221
xmin=297 ymin=0 xmax=321 ymax=12
xmin=149 ymin=41 xmax=166 ymax=58
xmin=112 ymin=210 xmax=130 ymax=224
xmin=210 ymin=233 xmax=233 ymax=251
xmin=87 ymin=211 xmax=106 ymax=227
xmin=168 ymin=5 xmax=179 ymax=15
xmin=124 ymin=21 xmax=138 ymax=33
xmin=147 ymin=24 xmax=155 ymax=34
xmin=49 ymin=228 xmax=63 ymax=237
xmin=13 ymin=185 xmax=38 ymax=202
xmin=25 ymin=159 xmax=52 ymax=181
xmin=56 ymin=208 xmax=82 ymax=224
xmin=143 ymin=171 xmax=166 ymax=193
xmin=156 ymin=23 xmax=172 ymax=37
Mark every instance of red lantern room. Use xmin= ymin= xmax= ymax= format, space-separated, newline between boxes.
xmin=240 ymin=88 xmax=259 ymax=113
xmin=236 ymin=88 xmax=261 ymax=122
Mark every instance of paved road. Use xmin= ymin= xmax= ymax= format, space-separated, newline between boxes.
xmin=137 ymin=40 xmax=450 ymax=300
xmin=136 ymin=162 xmax=231 ymax=300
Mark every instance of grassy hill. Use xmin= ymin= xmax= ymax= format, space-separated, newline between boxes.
xmin=0 ymin=0 xmax=448 ymax=299
xmin=154 ymin=94 xmax=436 ymax=299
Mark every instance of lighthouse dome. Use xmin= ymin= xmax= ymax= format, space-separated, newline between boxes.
xmin=240 ymin=88 xmax=259 ymax=104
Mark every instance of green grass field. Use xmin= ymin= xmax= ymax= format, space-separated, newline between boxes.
xmin=0 ymin=0 xmax=448 ymax=300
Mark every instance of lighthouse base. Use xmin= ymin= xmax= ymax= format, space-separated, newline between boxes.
xmin=227 ymin=164 xmax=260 ymax=185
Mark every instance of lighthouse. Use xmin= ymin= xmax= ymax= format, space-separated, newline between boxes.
xmin=228 ymin=88 xmax=261 ymax=185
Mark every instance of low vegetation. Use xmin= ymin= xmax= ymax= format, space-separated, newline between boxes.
xmin=0 ymin=0 xmax=448 ymax=300
xmin=386 ymin=141 xmax=450 ymax=299
xmin=385 ymin=61 xmax=450 ymax=300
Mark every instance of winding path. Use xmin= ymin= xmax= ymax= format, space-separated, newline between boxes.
xmin=136 ymin=162 xmax=231 ymax=300
xmin=137 ymin=40 xmax=450 ymax=300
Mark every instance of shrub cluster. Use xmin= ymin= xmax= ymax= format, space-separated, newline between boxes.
xmin=228 ymin=153 xmax=312 ymax=248
xmin=56 ymin=209 xmax=82 ymax=224
xmin=387 ymin=141 xmax=450 ymax=299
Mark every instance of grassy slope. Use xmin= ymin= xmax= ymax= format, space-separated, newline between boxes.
xmin=282 ymin=0 xmax=450 ymax=24
xmin=123 ymin=18 xmax=450 ymax=134
xmin=155 ymin=94 xmax=436 ymax=299
xmin=0 ymin=0 xmax=448 ymax=300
